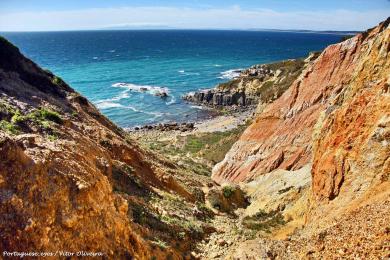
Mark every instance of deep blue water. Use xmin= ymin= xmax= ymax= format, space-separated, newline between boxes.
xmin=1 ymin=30 xmax=344 ymax=127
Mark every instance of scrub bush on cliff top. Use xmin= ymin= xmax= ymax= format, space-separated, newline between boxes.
xmin=0 ymin=120 xmax=20 ymax=135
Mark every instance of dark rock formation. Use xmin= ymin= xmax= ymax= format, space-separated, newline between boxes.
xmin=183 ymin=89 xmax=255 ymax=107
xmin=183 ymin=54 xmax=317 ymax=109
xmin=134 ymin=122 xmax=195 ymax=132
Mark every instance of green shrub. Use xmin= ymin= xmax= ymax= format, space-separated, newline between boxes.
xmin=37 ymin=108 xmax=63 ymax=124
xmin=131 ymin=204 xmax=146 ymax=224
xmin=0 ymin=102 xmax=16 ymax=116
xmin=11 ymin=110 xmax=27 ymax=124
xmin=222 ymin=185 xmax=235 ymax=198
xmin=209 ymin=196 xmax=221 ymax=210
xmin=40 ymin=120 xmax=51 ymax=129
xmin=0 ymin=120 xmax=19 ymax=135
xmin=48 ymin=134 xmax=58 ymax=142
xmin=52 ymin=76 xmax=64 ymax=86
xmin=151 ymin=239 xmax=168 ymax=250
xmin=242 ymin=209 xmax=286 ymax=233
xmin=25 ymin=108 xmax=62 ymax=126
xmin=195 ymin=202 xmax=214 ymax=220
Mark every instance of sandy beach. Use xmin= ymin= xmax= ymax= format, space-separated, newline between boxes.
xmin=128 ymin=106 xmax=255 ymax=143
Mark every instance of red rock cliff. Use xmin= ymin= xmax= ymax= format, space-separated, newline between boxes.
xmin=212 ymin=18 xmax=390 ymax=187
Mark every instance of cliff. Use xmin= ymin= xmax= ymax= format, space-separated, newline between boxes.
xmin=212 ymin=19 xmax=390 ymax=184
xmin=211 ymin=18 xmax=389 ymax=259
xmin=0 ymin=37 xmax=200 ymax=259
xmin=308 ymin=16 xmax=390 ymax=226
xmin=1 ymin=17 xmax=389 ymax=259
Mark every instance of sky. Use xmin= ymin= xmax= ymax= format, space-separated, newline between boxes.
xmin=0 ymin=0 xmax=389 ymax=31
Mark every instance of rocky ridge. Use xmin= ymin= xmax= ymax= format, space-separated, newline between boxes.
xmin=182 ymin=53 xmax=319 ymax=109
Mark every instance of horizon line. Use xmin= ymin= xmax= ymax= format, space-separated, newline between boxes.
xmin=0 ymin=27 xmax=360 ymax=34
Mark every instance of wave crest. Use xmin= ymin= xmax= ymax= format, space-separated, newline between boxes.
xmin=218 ymin=69 xmax=242 ymax=80
xmin=112 ymin=82 xmax=169 ymax=96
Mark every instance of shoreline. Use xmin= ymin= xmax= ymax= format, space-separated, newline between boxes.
xmin=126 ymin=50 xmax=317 ymax=135
xmin=194 ymin=107 xmax=254 ymax=133
xmin=127 ymin=105 xmax=255 ymax=137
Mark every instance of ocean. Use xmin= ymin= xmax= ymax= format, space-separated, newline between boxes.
xmin=1 ymin=30 xmax=344 ymax=128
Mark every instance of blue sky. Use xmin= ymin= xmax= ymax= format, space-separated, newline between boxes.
xmin=0 ymin=0 xmax=389 ymax=31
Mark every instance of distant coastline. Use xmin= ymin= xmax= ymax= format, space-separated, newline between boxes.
xmin=1 ymin=28 xmax=359 ymax=35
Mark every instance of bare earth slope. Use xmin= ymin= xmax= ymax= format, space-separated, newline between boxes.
xmin=0 ymin=37 xmax=196 ymax=259
xmin=212 ymin=19 xmax=390 ymax=185
xmin=211 ymin=18 xmax=390 ymax=259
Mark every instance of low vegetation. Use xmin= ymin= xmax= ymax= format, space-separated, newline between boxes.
xmin=0 ymin=100 xmax=63 ymax=138
xmin=0 ymin=120 xmax=20 ymax=135
xmin=33 ymin=108 xmax=63 ymax=124
xmin=138 ymin=123 xmax=248 ymax=174
xmin=217 ymin=57 xmax=308 ymax=106
xmin=52 ymin=75 xmax=65 ymax=86
xmin=242 ymin=209 xmax=286 ymax=233
xmin=222 ymin=185 xmax=236 ymax=198
xmin=181 ymin=124 xmax=247 ymax=165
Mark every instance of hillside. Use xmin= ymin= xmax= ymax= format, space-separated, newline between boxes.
xmin=0 ymin=36 xmax=211 ymax=259
xmin=213 ymin=19 xmax=389 ymax=185
xmin=0 ymin=17 xmax=389 ymax=260
xmin=211 ymin=18 xmax=390 ymax=258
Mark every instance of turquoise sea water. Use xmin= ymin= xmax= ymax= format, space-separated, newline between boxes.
xmin=1 ymin=30 xmax=344 ymax=128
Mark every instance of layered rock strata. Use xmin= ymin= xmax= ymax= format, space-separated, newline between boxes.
xmin=212 ymin=17 xmax=390 ymax=260
xmin=212 ymin=19 xmax=389 ymax=186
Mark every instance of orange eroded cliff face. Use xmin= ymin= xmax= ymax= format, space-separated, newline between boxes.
xmin=310 ymin=18 xmax=390 ymax=207
xmin=212 ymin=18 xmax=390 ymax=185
xmin=0 ymin=37 xmax=192 ymax=259
xmin=212 ymin=19 xmax=389 ymax=259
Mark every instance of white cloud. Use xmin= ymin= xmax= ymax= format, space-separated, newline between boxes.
xmin=0 ymin=6 xmax=388 ymax=31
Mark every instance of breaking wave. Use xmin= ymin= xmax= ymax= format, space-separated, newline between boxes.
xmin=112 ymin=82 xmax=169 ymax=96
xmin=165 ymin=95 xmax=176 ymax=105
xmin=218 ymin=69 xmax=242 ymax=80
xmin=95 ymin=100 xmax=165 ymax=118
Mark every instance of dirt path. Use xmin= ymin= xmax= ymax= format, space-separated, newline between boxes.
xmin=196 ymin=186 xmax=256 ymax=259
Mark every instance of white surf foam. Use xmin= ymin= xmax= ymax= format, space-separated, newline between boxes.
xmin=218 ymin=69 xmax=242 ymax=80
xmin=165 ymin=96 xmax=176 ymax=105
xmin=95 ymin=100 xmax=160 ymax=116
xmin=96 ymin=101 xmax=124 ymax=109
xmin=190 ymin=105 xmax=204 ymax=110
xmin=112 ymin=82 xmax=170 ymax=96
xmin=95 ymin=89 xmax=131 ymax=105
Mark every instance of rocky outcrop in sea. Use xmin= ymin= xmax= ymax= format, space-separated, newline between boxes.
xmin=182 ymin=52 xmax=318 ymax=110
xmin=133 ymin=122 xmax=195 ymax=132
xmin=183 ymin=89 xmax=255 ymax=107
